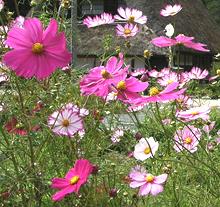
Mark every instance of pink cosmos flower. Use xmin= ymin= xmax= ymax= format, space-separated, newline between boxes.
xmin=174 ymin=125 xmax=201 ymax=153
xmin=129 ymin=167 xmax=168 ymax=196
xmin=48 ymin=106 xmax=84 ymax=137
xmin=83 ymin=12 xmax=114 ymax=28
xmin=157 ymin=72 xmax=178 ymax=86
xmin=203 ymin=121 xmax=215 ymax=134
xmin=162 ymin=118 xmax=172 ymax=125
xmin=148 ymin=69 xmax=164 ymax=78
xmin=135 ymin=82 xmax=185 ymax=104
xmin=160 ymin=4 xmax=182 ymax=17
xmin=111 ymin=129 xmax=124 ymax=143
xmin=130 ymin=68 xmax=146 ymax=77
xmin=3 ymin=18 xmax=71 ymax=80
xmin=133 ymin=137 xmax=159 ymax=161
xmin=80 ymin=55 xmax=128 ymax=98
xmin=176 ymin=106 xmax=210 ymax=121
xmin=151 ymin=34 xmax=209 ymax=52
xmin=116 ymin=23 xmax=139 ymax=38
xmin=11 ymin=16 xmax=25 ymax=28
xmin=114 ymin=7 xmax=147 ymax=24
xmin=0 ymin=72 xmax=8 ymax=84
xmin=113 ymin=77 xmax=149 ymax=103
xmin=0 ymin=0 xmax=4 ymax=11
xmin=51 ymin=159 xmax=93 ymax=202
xmin=188 ymin=67 xmax=209 ymax=80
xmin=63 ymin=103 xmax=89 ymax=117
xmin=176 ymin=94 xmax=193 ymax=108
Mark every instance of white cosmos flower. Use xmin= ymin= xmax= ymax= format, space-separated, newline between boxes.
xmin=134 ymin=137 xmax=159 ymax=161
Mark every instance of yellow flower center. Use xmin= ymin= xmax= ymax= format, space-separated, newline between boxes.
xmin=184 ymin=137 xmax=192 ymax=144
xmin=128 ymin=16 xmax=135 ymax=23
xmin=124 ymin=29 xmax=131 ymax=35
xmin=177 ymin=98 xmax=183 ymax=103
xmin=117 ymin=81 xmax=126 ymax=90
xmin=32 ymin=43 xmax=44 ymax=54
xmin=216 ymin=69 xmax=220 ymax=76
xmin=15 ymin=123 xmax=23 ymax=129
xmin=146 ymin=174 xmax=154 ymax=183
xmin=167 ymin=79 xmax=174 ymax=84
xmin=191 ymin=111 xmax=199 ymax=115
xmin=149 ymin=87 xmax=160 ymax=96
xmin=70 ymin=175 xmax=79 ymax=185
xmin=62 ymin=119 xmax=70 ymax=127
xmin=144 ymin=50 xmax=152 ymax=58
xmin=101 ymin=69 xmax=112 ymax=79
xmin=144 ymin=147 xmax=151 ymax=154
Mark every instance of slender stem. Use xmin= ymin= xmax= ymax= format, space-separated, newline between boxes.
xmin=0 ymin=129 xmax=27 ymax=206
xmin=13 ymin=0 xmax=20 ymax=16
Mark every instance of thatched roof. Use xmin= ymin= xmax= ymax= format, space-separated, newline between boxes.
xmin=76 ymin=24 xmax=168 ymax=56
xmin=77 ymin=0 xmax=220 ymax=56
xmin=126 ymin=0 xmax=220 ymax=53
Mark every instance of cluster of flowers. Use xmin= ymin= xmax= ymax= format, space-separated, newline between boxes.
xmin=83 ymin=7 xmax=147 ymax=38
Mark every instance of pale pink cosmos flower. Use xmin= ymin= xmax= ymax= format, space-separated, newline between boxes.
xmin=0 ymin=0 xmax=4 ymax=12
xmin=116 ymin=23 xmax=139 ymax=38
xmin=203 ymin=121 xmax=215 ymax=134
xmin=114 ymin=7 xmax=147 ymax=24
xmin=188 ymin=67 xmax=209 ymax=80
xmin=157 ymin=72 xmax=178 ymax=86
xmin=148 ymin=69 xmax=163 ymax=78
xmin=80 ymin=55 xmax=128 ymax=98
xmin=133 ymin=137 xmax=159 ymax=161
xmin=130 ymin=68 xmax=146 ymax=77
xmin=176 ymin=106 xmax=210 ymax=121
xmin=160 ymin=4 xmax=182 ymax=17
xmin=51 ymin=159 xmax=93 ymax=202
xmin=127 ymin=103 xmax=146 ymax=112
xmin=48 ymin=107 xmax=84 ymax=137
xmin=83 ymin=12 xmax=114 ymax=28
xmin=162 ymin=118 xmax=172 ymax=125
xmin=63 ymin=103 xmax=89 ymax=117
xmin=11 ymin=16 xmax=25 ymax=28
xmin=3 ymin=18 xmax=71 ymax=80
xmin=129 ymin=167 xmax=168 ymax=196
xmin=174 ymin=125 xmax=202 ymax=153
xmin=113 ymin=77 xmax=149 ymax=103
xmin=151 ymin=34 xmax=209 ymax=52
xmin=0 ymin=72 xmax=8 ymax=84
xmin=111 ymin=129 xmax=124 ymax=143
xmin=135 ymin=82 xmax=185 ymax=104
xmin=176 ymin=94 xmax=193 ymax=108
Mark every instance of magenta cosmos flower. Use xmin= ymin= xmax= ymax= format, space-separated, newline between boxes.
xmin=114 ymin=7 xmax=147 ymax=24
xmin=48 ymin=105 xmax=84 ymax=137
xmin=113 ymin=77 xmax=148 ymax=103
xmin=129 ymin=166 xmax=168 ymax=196
xmin=51 ymin=159 xmax=93 ymax=202
xmin=151 ymin=34 xmax=209 ymax=52
xmin=160 ymin=4 xmax=182 ymax=17
xmin=83 ymin=12 xmax=114 ymax=28
xmin=188 ymin=67 xmax=209 ymax=80
xmin=135 ymin=82 xmax=185 ymax=104
xmin=3 ymin=18 xmax=71 ymax=80
xmin=174 ymin=125 xmax=201 ymax=153
xmin=116 ymin=23 xmax=139 ymax=38
xmin=176 ymin=106 xmax=210 ymax=121
xmin=80 ymin=55 xmax=128 ymax=98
